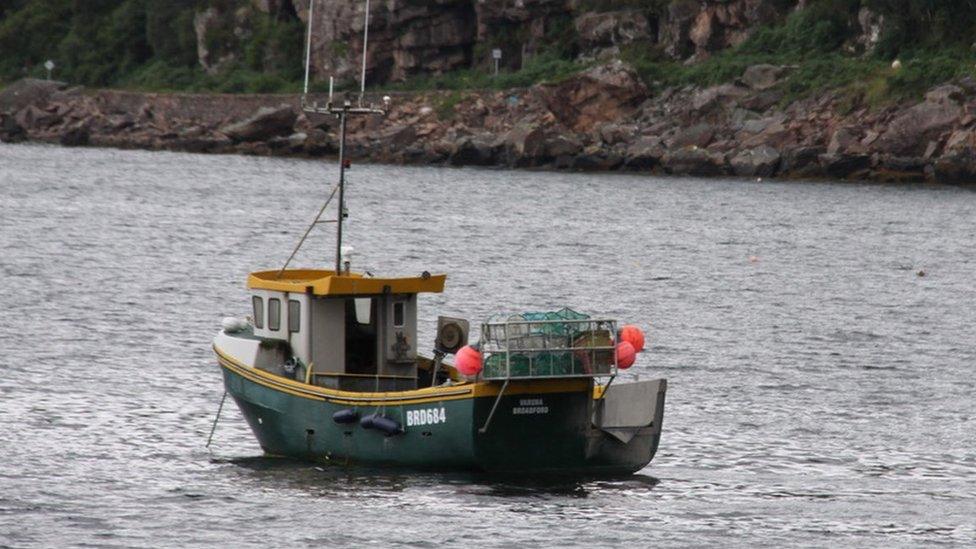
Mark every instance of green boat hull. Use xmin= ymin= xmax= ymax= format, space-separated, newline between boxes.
xmin=220 ymin=365 xmax=666 ymax=475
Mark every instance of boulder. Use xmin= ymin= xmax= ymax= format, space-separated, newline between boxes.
xmin=740 ymin=64 xmax=789 ymax=91
xmin=0 ymin=112 xmax=27 ymax=143
xmin=875 ymin=100 xmax=962 ymax=157
xmin=944 ymin=129 xmax=976 ymax=153
xmin=597 ymin=123 xmax=637 ymax=146
xmin=59 ymin=123 xmax=90 ymax=147
xmin=268 ymin=132 xmax=309 ymax=153
xmin=219 ymin=104 xmax=297 ymax=142
xmin=165 ymin=137 xmax=227 ymax=154
xmin=874 ymin=155 xmax=928 ymax=182
xmin=537 ymin=61 xmax=648 ymax=132
xmin=730 ymin=145 xmax=781 ymax=177
xmin=624 ymin=137 xmax=665 ymax=169
xmin=450 ymin=134 xmax=502 ymax=166
xmin=571 ymin=145 xmax=623 ymax=171
xmin=304 ymin=128 xmax=337 ymax=156
xmin=662 ymin=146 xmax=727 ymax=176
xmin=827 ymin=127 xmax=864 ymax=155
xmin=739 ymin=89 xmax=783 ymax=112
xmin=670 ymin=123 xmax=715 ymax=149
xmin=14 ymin=105 xmax=61 ymax=130
xmin=509 ymin=126 xmax=583 ymax=166
xmin=818 ymin=153 xmax=871 ymax=179
xmin=924 ymin=84 xmax=964 ymax=105
xmin=691 ymin=83 xmax=747 ymax=112
xmin=933 ymin=150 xmax=976 ymax=186
xmin=0 ymin=78 xmax=67 ymax=113
xmin=780 ymin=146 xmax=825 ymax=178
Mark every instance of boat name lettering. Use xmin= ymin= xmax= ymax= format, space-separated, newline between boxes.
xmin=406 ymin=407 xmax=447 ymax=427
xmin=513 ymin=398 xmax=549 ymax=415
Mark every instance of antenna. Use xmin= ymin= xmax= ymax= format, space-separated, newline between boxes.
xmin=359 ymin=0 xmax=371 ymax=106
xmin=289 ymin=0 xmax=387 ymax=278
xmin=302 ymin=0 xmax=315 ymax=96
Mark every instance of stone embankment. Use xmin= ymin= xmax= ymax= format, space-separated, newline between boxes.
xmin=3 ymin=66 xmax=976 ymax=185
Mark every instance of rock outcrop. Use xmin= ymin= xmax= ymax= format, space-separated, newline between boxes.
xmin=6 ymin=59 xmax=976 ymax=186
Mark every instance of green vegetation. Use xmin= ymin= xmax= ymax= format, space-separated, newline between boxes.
xmin=0 ymin=0 xmax=303 ymax=93
xmin=622 ymin=0 xmax=976 ymax=106
xmin=1 ymin=0 xmax=976 ymax=101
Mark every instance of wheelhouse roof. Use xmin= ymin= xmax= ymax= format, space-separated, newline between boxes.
xmin=248 ymin=269 xmax=446 ymax=296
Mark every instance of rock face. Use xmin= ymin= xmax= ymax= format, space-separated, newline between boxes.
xmin=575 ymin=10 xmax=651 ymax=59
xmin=297 ymin=0 xmax=478 ymax=84
xmin=663 ymin=0 xmax=792 ymax=60
xmin=284 ymin=1 xmax=802 ymax=85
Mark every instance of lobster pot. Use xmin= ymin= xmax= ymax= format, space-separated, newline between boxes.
xmin=480 ymin=308 xmax=617 ymax=380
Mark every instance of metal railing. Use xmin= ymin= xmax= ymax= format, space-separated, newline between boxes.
xmin=480 ymin=317 xmax=618 ymax=380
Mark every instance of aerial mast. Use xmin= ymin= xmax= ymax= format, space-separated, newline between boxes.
xmin=298 ymin=0 xmax=388 ymax=276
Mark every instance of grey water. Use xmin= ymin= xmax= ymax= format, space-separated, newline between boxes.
xmin=0 ymin=142 xmax=974 ymax=548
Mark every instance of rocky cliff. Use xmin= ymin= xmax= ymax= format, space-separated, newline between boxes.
xmin=195 ymin=0 xmax=800 ymax=85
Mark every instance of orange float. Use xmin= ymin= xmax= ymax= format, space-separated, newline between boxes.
xmin=618 ymin=325 xmax=646 ymax=353
xmin=454 ymin=345 xmax=483 ymax=376
xmin=615 ymin=341 xmax=636 ymax=369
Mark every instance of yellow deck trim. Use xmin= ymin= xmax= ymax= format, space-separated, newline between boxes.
xmin=214 ymin=345 xmax=590 ymax=405
xmin=248 ymin=269 xmax=446 ymax=296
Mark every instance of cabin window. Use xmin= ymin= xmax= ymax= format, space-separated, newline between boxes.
xmin=288 ymin=300 xmax=301 ymax=333
xmin=252 ymin=296 xmax=264 ymax=329
xmin=268 ymin=298 xmax=281 ymax=331
xmin=354 ymin=298 xmax=371 ymax=324
xmin=393 ymin=301 xmax=405 ymax=327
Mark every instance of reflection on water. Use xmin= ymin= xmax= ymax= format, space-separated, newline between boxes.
xmin=1 ymin=143 xmax=974 ymax=547
xmin=217 ymin=455 xmax=660 ymax=501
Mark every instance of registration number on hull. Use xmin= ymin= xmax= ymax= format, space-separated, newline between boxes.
xmin=406 ymin=407 xmax=447 ymax=426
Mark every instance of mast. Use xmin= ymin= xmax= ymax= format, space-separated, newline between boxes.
xmin=335 ymin=107 xmax=347 ymax=274
xmin=296 ymin=0 xmax=388 ymax=276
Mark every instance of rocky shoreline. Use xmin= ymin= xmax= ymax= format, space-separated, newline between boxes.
xmin=3 ymin=65 xmax=976 ymax=185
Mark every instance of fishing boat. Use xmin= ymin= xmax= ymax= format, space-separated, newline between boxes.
xmin=210 ymin=0 xmax=667 ymax=475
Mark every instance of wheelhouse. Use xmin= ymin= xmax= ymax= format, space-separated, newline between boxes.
xmin=243 ymin=269 xmax=446 ymax=392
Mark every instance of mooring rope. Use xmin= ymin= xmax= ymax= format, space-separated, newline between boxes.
xmin=205 ymin=391 xmax=228 ymax=449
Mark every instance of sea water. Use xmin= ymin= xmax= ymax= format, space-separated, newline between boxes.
xmin=1 ymin=143 xmax=974 ymax=547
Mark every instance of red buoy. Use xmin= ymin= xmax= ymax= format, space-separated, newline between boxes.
xmin=615 ymin=341 xmax=636 ymax=369
xmin=618 ymin=325 xmax=646 ymax=353
xmin=455 ymin=345 xmax=483 ymax=376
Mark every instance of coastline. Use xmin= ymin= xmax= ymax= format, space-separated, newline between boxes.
xmin=3 ymin=65 xmax=976 ymax=186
